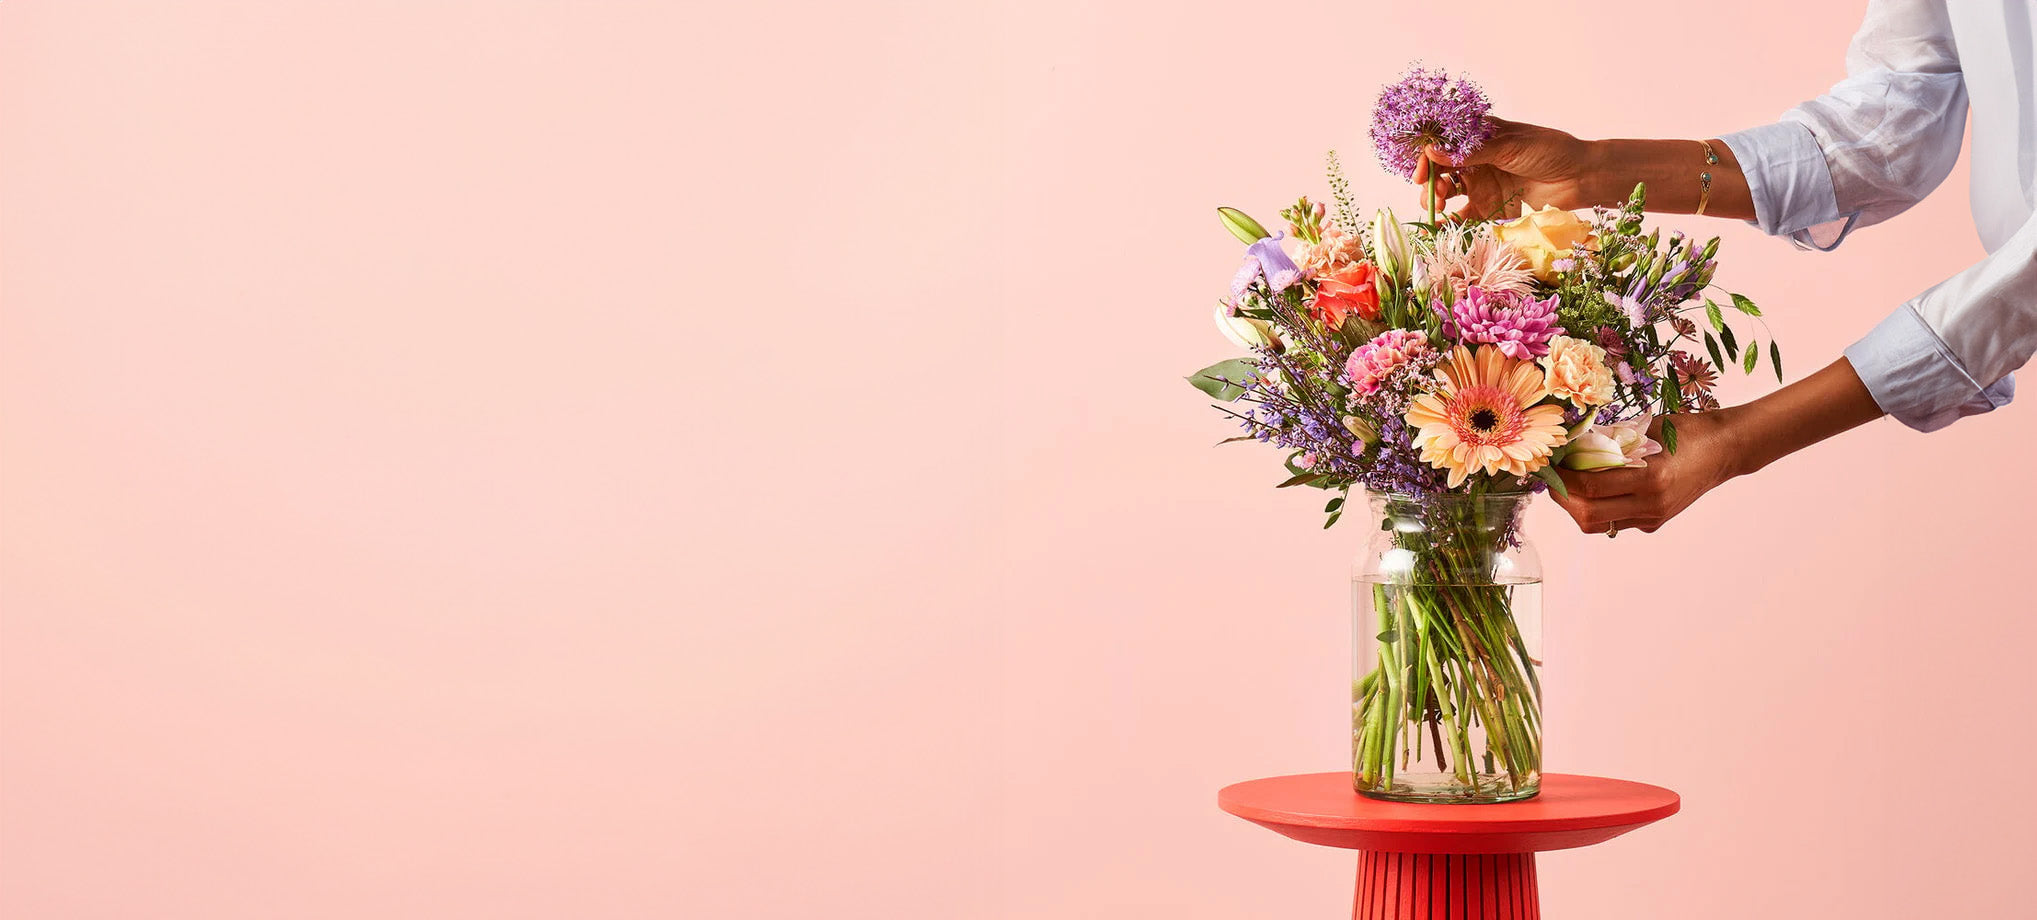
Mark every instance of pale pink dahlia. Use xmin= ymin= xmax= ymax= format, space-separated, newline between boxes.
xmin=1344 ymin=329 xmax=1437 ymax=401
xmin=1441 ymin=286 xmax=1564 ymax=360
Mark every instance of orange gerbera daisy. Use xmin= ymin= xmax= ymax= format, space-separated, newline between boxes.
xmin=1404 ymin=345 xmax=1568 ymax=487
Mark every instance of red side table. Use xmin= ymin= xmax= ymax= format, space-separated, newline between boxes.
xmin=1219 ymin=773 xmax=1678 ymax=919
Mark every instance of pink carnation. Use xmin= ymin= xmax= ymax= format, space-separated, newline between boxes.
xmin=1344 ymin=329 xmax=1436 ymax=400
xmin=1441 ymin=286 xmax=1565 ymax=359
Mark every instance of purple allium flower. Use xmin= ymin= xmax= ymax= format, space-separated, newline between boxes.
xmin=1440 ymin=286 xmax=1564 ymax=359
xmin=1369 ymin=65 xmax=1494 ymax=180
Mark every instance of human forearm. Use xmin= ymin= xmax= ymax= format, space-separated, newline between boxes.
xmin=1723 ymin=356 xmax=1884 ymax=477
xmin=1551 ymin=357 xmax=1882 ymax=535
xmin=1578 ymin=138 xmax=1754 ymax=219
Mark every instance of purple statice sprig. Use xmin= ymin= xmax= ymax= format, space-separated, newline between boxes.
xmin=1369 ymin=65 xmax=1494 ymax=180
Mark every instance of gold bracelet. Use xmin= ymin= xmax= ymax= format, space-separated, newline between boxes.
xmin=1695 ymin=140 xmax=1720 ymax=216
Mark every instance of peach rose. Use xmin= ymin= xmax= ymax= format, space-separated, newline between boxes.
xmin=1540 ymin=334 xmax=1616 ymax=406
xmin=1494 ymin=203 xmax=1595 ymax=281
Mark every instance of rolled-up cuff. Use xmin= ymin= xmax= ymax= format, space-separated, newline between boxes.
xmin=1843 ymin=303 xmax=2015 ymax=432
xmin=1717 ymin=121 xmax=1853 ymax=251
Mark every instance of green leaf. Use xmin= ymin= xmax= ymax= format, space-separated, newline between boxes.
xmin=1730 ymin=293 xmax=1762 ymax=317
xmin=1277 ymin=472 xmax=1322 ymax=488
xmin=1217 ymin=207 xmax=1270 ymax=244
xmin=1533 ymin=463 xmax=1568 ymax=498
xmin=1376 ymin=629 xmax=1400 ymax=644
xmin=1743 ymin=340 xmax=1760 ymax=374
xmin=1770 ymin=342 xmax=1784 ymax=382
xmin=1661 ymin=418 xmax=1679 ymax=454
xmin=1323 ymin=510 xmax=1343 ymax=529
xmin=1660 ymin=369 xmax=1683 ymax=414
xmin=1704 ymin=299 xmax=1725 ymax=332
xmin=1214 ymin=435 xmax=1256 ymax=445
xmin=1718 ymin=323 xmax=1739 ymax=360
xmin=1187 ymin=358 xmax=1257 ymax=401
xmin=1325 ymin=496 xmax=1345 ymax=513
xmin=1704 ymin=332 xmax=1725 ymax=374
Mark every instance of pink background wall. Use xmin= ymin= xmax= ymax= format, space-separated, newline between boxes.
xmin=4 ymin=1 xmax=2032 ymax=917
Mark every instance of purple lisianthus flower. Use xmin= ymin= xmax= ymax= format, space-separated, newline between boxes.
xmin=1247 ymin=233 xmax=1303 ymax=292
xmin=1440 ymin=286 xmax=1564 ymax=359
xmin=1369 ymin=65 xmax=1494 ymax=180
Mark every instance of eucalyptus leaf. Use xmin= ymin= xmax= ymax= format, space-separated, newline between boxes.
xmin=1533 ymin=463 xmax=1568 ymax=499
xmin=1187 ymin=358 xmax=1257 ymax=401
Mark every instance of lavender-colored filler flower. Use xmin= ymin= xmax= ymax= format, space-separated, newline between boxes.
xmin=1369 ymin=65 xmax=1494 ymax=180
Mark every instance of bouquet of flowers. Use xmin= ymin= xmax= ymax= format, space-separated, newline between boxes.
xmin=1189 ymin=66 xmax=1780 ymax=801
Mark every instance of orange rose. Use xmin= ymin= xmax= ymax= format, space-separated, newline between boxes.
xmin=1313 ymin=261 xmax=1380 ymax=326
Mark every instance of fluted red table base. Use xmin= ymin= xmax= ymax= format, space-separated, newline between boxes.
xmin=1355 ymin=851 xmax=1538 ymax=920
xmin=1219 ymin=773 xmax=1677 ymax=919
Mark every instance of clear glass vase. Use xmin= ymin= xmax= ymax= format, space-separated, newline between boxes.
xmin=1352 ymin=491 xmax=1542 ymax=803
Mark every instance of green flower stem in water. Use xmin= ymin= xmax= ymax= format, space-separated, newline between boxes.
xmin=1353 ymin=495 xmax=1542 ymax=802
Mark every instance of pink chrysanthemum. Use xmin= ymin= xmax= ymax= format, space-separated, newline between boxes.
xmin=1344 ymin=329 xmax=1437 ymax=402
xmin=1441 ymin=286 xmax=1565 ymax=360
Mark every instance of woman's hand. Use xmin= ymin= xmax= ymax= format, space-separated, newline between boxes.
xmin=1548 ymin=359 xmax=1886 ymax=535
xmin=1550 ymin=410 xmax=1748 ymax=535
xmin=1413 ymin=117 xmax=1599 ymax=220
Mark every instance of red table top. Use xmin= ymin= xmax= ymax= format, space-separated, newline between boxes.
xmin=1219 ymin=772 xmax=1679 ymax=854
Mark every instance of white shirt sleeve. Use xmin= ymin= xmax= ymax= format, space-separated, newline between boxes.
xmin=1847 ymin=211 xmax=2036 ymax=431
xmin=1721 ymin=0 xmax=1966 ymax=250
xmin=1720 ymin=0 xmax=2018 ymax=432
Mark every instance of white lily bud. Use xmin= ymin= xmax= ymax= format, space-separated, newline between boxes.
xmin=1369 ymin=207 xmax=1411 ymax=279
xmin=1213 ymin=305 xmax=1278 ymax=350
xmin=1342 ymin=415 xmax=1380 ymax=446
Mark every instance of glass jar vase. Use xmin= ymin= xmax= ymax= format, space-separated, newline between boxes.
xmin=1352 ymin=491 xmax=1543 ymax=803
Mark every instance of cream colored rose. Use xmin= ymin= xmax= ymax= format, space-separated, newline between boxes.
xmin=1540 ymin=335 xmax=1616 ymax=406
xmin=1494 ymin=203 xmax=1594 ymax=281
